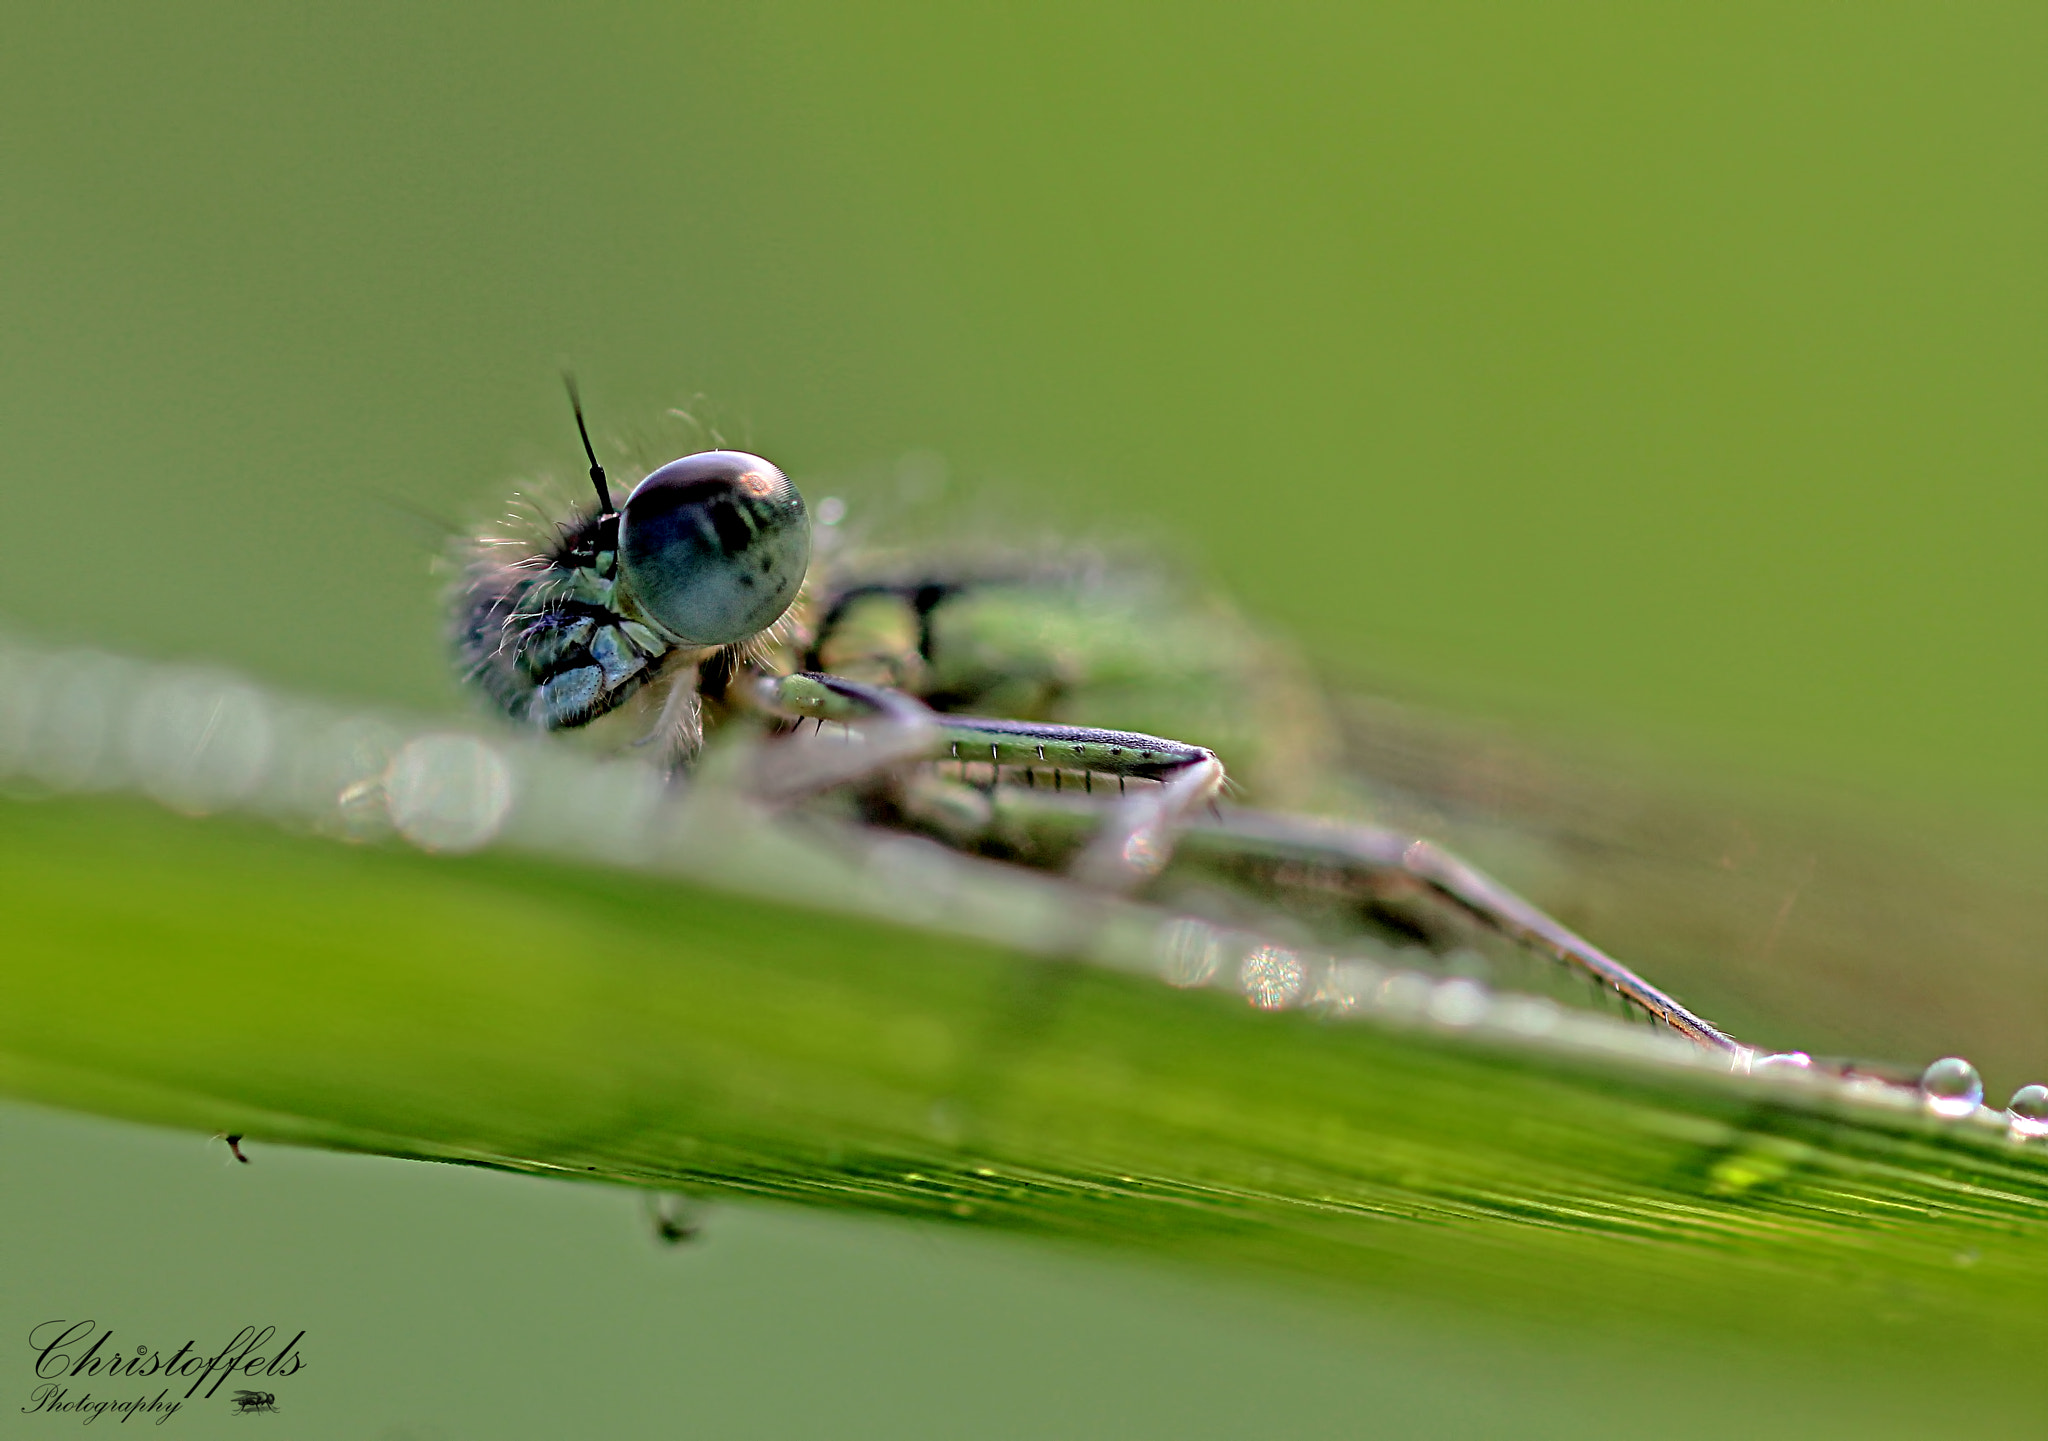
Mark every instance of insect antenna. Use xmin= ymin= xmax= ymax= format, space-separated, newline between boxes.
xmin=563 ymin=373 xmax=616 ymax=515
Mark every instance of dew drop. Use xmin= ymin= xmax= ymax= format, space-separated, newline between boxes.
xmin=0 ymin=645 xmax=44 ymax=776
xmin=1919 ymin=1056 xmax=1983 ymax=1118
xmin=1155 ymin=917 xmax=1223 ymax=988
xmin=295 ymin=717 xmax=405 ymax=838
xmin=2004 ymin=1084 xmax=2048 ymax=1140
xmin=23 ymin=652 xmax=137 ymax=791
xmin=127 ymin=673 xmax=274 ymax=814
xmin=1119 ymin=827 xmax=1167 ymax=877
xmin=1751 ymin=1052 xmax=1813 ymax=1074
xmin=1312 ymin=960 xmax=1382 ymax=1014
xmin=1377 ymin=971 xmax=1433 ymax=1018
xmin=1425 ymin=977 xmax=1489 ymax=1028
xmin=1239 ymin=945 xmax=1305 ymax=1010
xmin=384 ymin=734 xmax=514 ymax=853
xmin=1492 ymin=994 xmax=1560 ymax=1038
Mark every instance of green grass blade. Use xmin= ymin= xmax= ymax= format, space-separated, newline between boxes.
xmin=2 ymin=640 xmax=2045 ymax=1372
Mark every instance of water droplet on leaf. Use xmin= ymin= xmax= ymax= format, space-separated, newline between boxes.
xmin=2004 ymin=1083 xmax=2048 ymax=1139
xmin=1425 ymin=977 xmax=1489 ymax=1028
xmin=1239 ymin=945 xmax=1305 ymax=1010
xmin=1919 ymin=1056 xmax=1983 ymax=1118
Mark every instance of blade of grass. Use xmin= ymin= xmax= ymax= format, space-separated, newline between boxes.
xmin=2 ymin=639 xmax=2045 ymax=1379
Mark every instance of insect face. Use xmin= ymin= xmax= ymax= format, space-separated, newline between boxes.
xmin=617 ymin=451 xmax=810 ymax=647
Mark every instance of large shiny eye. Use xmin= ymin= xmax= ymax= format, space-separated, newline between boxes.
xmin=616 ymin=451 xmax=810 ymax=646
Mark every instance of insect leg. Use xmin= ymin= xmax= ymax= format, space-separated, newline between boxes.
xmin=1168 ymin=809 xmax=1740 ymax=1051
xmin=749 ymin=672 xmax=939 ymax=800
xmin=640 ymin=663 xmax=705 ymax=772
xmin=880 ymin=711 xmax=1225 ymax=894
xmin=1072 ymin=749 xmax=1224 ymax=892
xmin=753 ymin=674 xmax=1224 ymax=888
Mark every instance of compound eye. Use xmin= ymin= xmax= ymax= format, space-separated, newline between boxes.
xmin=617 ymin=451 xmax=810 ymax=646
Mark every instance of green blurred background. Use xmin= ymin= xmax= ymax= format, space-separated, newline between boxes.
xmin=5 ymin=2 xmax=2042 ymax=810
xmin=3 ymin=4 xmax=2042 ymax=1436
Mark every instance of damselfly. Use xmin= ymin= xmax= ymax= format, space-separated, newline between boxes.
xmin=453 ymin=386 xmax=1744 ymax=1053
